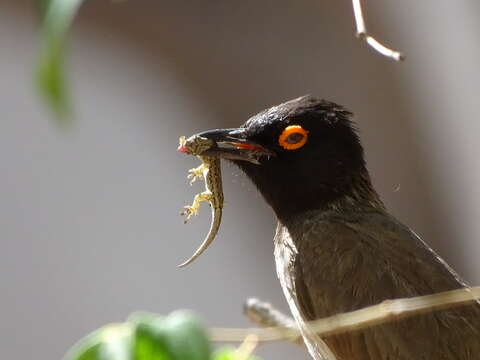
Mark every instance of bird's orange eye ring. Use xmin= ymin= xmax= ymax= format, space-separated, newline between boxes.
xmin=278 ymin=125 xmax=309 ymax=150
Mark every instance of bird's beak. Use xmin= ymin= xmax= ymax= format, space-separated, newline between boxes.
xmin=178 ymin=128 xmax=275 ymax=164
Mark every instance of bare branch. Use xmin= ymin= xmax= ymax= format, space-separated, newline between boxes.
xmin=351 ymin=0 xmax=404 ymax=61
xmin=233 ymin=334 xmax=259 ymax=360
xmin=243 ymin=298 xmax=303 ymax=345
xmin=210 ymin=286 xmax=480 ymax=342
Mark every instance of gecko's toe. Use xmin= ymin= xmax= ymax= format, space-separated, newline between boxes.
xmin=181 ymin=205 xmax=198 ymax=221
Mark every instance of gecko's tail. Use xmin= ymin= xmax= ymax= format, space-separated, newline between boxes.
xmin=178 ymin=208 xmax=222 ymax=268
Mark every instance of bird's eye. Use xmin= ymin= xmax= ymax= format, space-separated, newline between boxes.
xmin=278 ymin=125 xmax=309 ymax=150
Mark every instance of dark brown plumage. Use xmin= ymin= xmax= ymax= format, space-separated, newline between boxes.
xmin=192 ymin=96 xmax=480 ymax=359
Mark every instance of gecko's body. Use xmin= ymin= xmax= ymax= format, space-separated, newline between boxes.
xmin=178 ymin=135 xmax=224 ymax=267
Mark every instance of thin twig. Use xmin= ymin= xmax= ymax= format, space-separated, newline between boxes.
xmin=234 ymin=334 xmax=259 ymax=360
xmin=243 ymin=298 xmax=303 ymax=345
xmin=210 ymin=286 xmax=480 ymax=342
xmin=351 ymin=0 xmax=404 ymax=61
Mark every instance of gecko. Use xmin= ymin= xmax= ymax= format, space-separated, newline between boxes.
xmin=177 ymin=135 xmax=224 ymax=267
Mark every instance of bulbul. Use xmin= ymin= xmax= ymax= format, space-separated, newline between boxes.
xmin=189 ymin=96 xmax=480 ymax=359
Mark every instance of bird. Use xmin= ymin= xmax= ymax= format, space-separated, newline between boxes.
xmin=187 ymin=95 xmax=480 ymax=359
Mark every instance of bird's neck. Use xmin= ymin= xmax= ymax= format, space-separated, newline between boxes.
xmin=241 ymin=163 xmax=385 ymax=221
xmin=319 ymin=170 xmax=385 ymax=214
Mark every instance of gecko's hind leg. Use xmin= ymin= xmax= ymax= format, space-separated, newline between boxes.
xmin=181 ymin=191 xmax=213 ymax=223
xmin=187 ymin=163 xmax=207 ymax=185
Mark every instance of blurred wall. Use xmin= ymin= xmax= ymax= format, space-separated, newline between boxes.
xmin=1 ymin=1 xmax=480 ymax=360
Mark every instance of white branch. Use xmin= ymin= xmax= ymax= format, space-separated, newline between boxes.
xmin=351 ymin=0 xmax=404 ymax=61
xmin=210 ymin=286 xmax=480 ymax=342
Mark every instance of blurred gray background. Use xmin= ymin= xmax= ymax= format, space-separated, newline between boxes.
xmin=2 ymin=1 xmax=480 ymax=359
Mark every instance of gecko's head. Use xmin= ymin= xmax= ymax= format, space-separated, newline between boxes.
xmin=178 ymin=135 xmax=215 ymax=155
xmin=188 ymin=95 xmax=374 ymax=220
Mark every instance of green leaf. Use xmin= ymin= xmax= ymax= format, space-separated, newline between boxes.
xmin=72 ymin=343 xmax=103 ymax=360
xmin=212 ymin=348 xmax=237 ymax=360
xmin=161 ymin=311 xmax=211 ymax=360
xmin=64 ymin=324 xmax=134 ymax=360
xmin=212 ymin=347 xmax=262 ymax=360
xmin=98 ymin=324 xmax=134 ymax=360
xmin=35 ymin=0 xmax=84 ymax=122
xmin=131 ymin=310 xmax=211 ymax=360
xmin=64 ymin=311 xmax=211 ymax=360
xmin=134 ymin=320 xmax=172 ymax=360
xmin=64 ymin=328 xmax=103 ymax=360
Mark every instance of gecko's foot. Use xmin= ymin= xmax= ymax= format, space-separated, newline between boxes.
xmin=180 ymin=191 xmax=213 ymax=223
xmin=181 ymin=204 xmax=199 ymax=223
xmin=187 ymin=164 xmax=207 ymax=185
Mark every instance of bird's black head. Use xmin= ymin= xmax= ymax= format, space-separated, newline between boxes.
xmin=184 ymin=96 xmax=382 ymax=220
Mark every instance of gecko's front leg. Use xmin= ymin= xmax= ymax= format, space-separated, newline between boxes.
xmin=187 ymin=162 xmax=207 ymax=185
xmin=181 ymin=191 xmax=213 ymax=223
